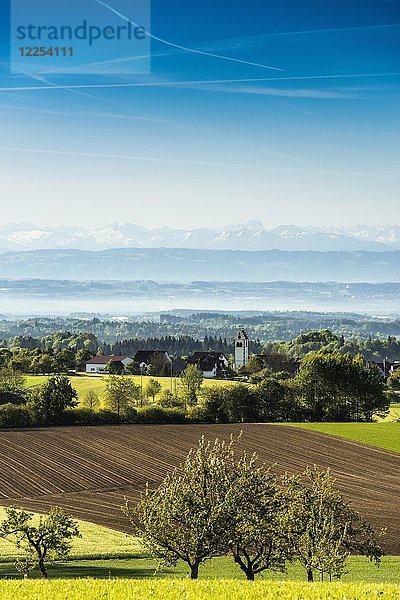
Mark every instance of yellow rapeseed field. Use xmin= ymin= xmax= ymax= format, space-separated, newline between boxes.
xmin=0 ymin=580 xmax=400 ymax=600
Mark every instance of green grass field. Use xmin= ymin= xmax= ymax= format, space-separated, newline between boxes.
xmin=384 ymin=402 xmax=400 ymax=422
xmin=0 ymin=508 xmax=398 ymax=583
xmin=0 ymin=554 xmax=398 ymax=583
xmin=23 ymin=374 xmax=231 ymax=407
xmin=1 ymin=580 xmax=400 ymax=600
xmin=286 ymin=422 xmax=400 ymax=454
xmin=0 ymin=508 xmax=142 ymax=563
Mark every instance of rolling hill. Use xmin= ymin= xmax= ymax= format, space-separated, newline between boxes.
xmin=0 ymin=424 xmax=399 ymax=553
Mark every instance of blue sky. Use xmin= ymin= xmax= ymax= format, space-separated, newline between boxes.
xmin=0 ymin=0 xmax=399 ymax=229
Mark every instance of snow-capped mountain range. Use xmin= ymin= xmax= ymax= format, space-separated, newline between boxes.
xmin=0 ymin=221 xmax=399 ymax=252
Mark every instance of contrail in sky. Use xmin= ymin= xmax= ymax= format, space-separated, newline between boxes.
xmin=94 ymin=0 xmax=285 ymax=72
xmin=0 ymin=146 xmax=260 ymax=169
xmin=0 ymin=72 xmax=398 ymax=92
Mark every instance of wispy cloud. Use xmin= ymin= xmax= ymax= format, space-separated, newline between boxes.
xmin=1 ymin=146 xmax=397 ymax=177
xmin=196 ymin=85 xmax=367 ymax=100
xmin=8 ymin=70 xmax=195 ymax=132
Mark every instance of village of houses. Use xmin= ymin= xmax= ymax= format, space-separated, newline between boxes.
xmin=81 ymin=329 xmax=400 ymax=381
xmin=82 ymin=330 xmax=251 ymax=379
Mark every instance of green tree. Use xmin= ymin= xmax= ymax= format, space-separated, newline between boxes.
xmin=200 ymin=386 xmax=230 ymax=423
xmin=128 ymin=436 xmax=236 ymax=579
xmin=82 ymin=390 xmax=100 ymax=414
xmin=104 ymin=375 xmax=140 ymax=417
xmin=125 ymin=361 xmax=141 ymax=376
xmin=145 ymin=378 xmax=162 ymax=402
xmin=28 ymin=375 xmax=78 ymax=425
xmin=158 ymin=389 xmax=184 ymax=409
xmin=283 ymin=466 xmax=383 ymax=582
xmin=0 ymin=506 xmax=81 ymax=579
xmin=75 ymin=348 xmax=93 ymax=367
xmin=8 ymin=355 xmax=31 ymax=373
xmin=55 ymin=349 xmax=75 ymax=372
xmin=179 ymin=365 xmax=204 ymax=408
xmin=29 ymin=355 xmax=58 ymax=376
xmin=223 ymin=384 xmax=259 ymax=423
xmin=295 ymin=351 xmax=388 ymax=422
xmin=227 ymin=458 xmax=293 ymax=580
xmin=0 ymin=349 xmax=12 ymax=369
xmin=0 ymin=369 xmax=25 ymax=392
xmin=256 ymin=378 xmax=288 ymax=422
xmin=0 ymin=369 xmax=26 ymax=406
xmin=106 ymin=360 xmax=125 ymax=375
xmin=244 ymin=355 xmax=266 ymax=374
xmin=388 ymin=371 xmax=400 ymax=391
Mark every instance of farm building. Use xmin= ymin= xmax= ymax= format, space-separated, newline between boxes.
xmin=370 ymin=359 xmax=400 ymax=378
xmin=85 ymin=355 xmax=134 ymax=374
xmin=186 ymin=351 xmax=230 ymax=379
xmin=133 ymin=350 xmax=172 ymax=376
xmin=172 ymin=358 xmax=187 ymax=375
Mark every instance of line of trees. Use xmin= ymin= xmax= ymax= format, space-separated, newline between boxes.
xmin=196 ymin=351 xmax=388 ymax=423
xmin=0 ymin=435 xmax=384 ymax=581
xmin=3 ymin=327 xmax=400 ymax=372
xmin=0 ymin=372 xmax=79 ymax=428
xmin=128 ymin=436 xmax=383 ymax=581
xmin=1 ymin=313 xmax=400 ymax=350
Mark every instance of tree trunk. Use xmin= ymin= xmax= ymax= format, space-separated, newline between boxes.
xmin=246 ymin=569 xmax=255 ymax=581
xmin=190 ymin=562 xmax=199 ymax=579
xmin=307 ymin=569 xmax=314 ymax=582
xmin=38 ymin=559 xmax=48 ymax=579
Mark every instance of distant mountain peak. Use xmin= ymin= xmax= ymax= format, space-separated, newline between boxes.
xmin=0 ymin=222 xmax=398 ymax=253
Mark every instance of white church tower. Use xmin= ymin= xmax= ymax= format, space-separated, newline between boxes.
xmin=234 ymin=329 xmax=249 ymax=370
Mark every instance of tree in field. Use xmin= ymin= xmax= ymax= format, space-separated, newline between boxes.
xmin=82 ymin=390 xmax=100 ymax=414
xmin=104 ymin=375 xmax=140 ymax=417
xmin=158 ymin=389 xmax=184 ymax=409
xmin=226 ymin=458 xmax=294 ymax=580
xmin=199 ymin=383 xmax=268 ymax=423
xmin=75 ymin=348 xmax=92 ymax=367
xmin=255 ymin=378 xmax=288 ymax=422
xmin=244 ymin=355 xmax=266 ymax=374
xmin=295 ymin=350 xmax=388 ymax=422
xmin=0 ymin=369 xmax=25 ymax=393
xmin=127 ymin=436 xmax=236 ymax=579
xmin=0 ymin=506 xmax=81 ymax=579
xmin=8 ymin=355 xmax=32 ymax=373
xmin=0 ymin=369 xmax=27 ymax=406
xmin=0 ymin=349 xmax=12 ymax=369
xmin=28 ymin=375 xmax=78 ymax=425
xmin=29 ymin=354 xmax=58 ymax=376
xmin=200 ymin=386 xmax=230 ymax=423
xmin=125 ymin=361 xmax=141 ymax=376
xmin=106 ymin=360 xmax=125 ymax=375
xmin=55 ymin=349 xmax=75 ymax=372
xmin=223 ymin=384 xmax=260 ymax=423
xmin=145 ymin=378 xmax=162 ymax=403
xmin=388 ymin=371 xmax=400 ymax=391
xmin=179 ymin=365 xmax=203 ymax=408
xmin=282 ymin=466 xmax=383 ymax=582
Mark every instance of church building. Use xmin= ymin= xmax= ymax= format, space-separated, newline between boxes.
xmin=234 ymin=329 xmax=249 ymax=370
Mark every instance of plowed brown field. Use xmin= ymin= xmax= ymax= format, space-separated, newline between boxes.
xmin=0 ymin=424 xmax=399 ymax=552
